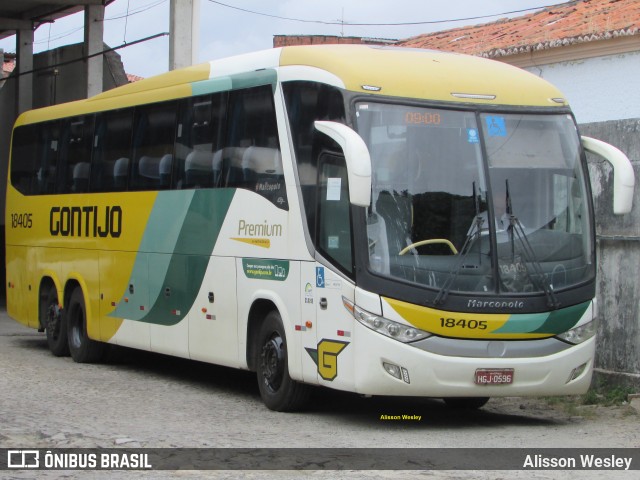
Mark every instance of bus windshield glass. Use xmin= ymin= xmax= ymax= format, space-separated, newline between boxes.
xmin=356 ymin=102 xmax=594 ymax=295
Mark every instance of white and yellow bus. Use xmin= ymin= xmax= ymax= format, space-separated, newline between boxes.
xmin=6 ymin=45 xmax=635 ymax=411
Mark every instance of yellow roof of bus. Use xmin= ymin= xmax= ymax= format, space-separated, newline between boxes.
xmin=15 ymin=45 xmax=566 ymax=126
xmin=280 ymin=45 xmax=566 ymax=107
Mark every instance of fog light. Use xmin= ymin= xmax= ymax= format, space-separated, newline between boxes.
xmin=383 ymin=362 xmax=402 ymax=379
xmin=383 ymin=362 xmax=410 ymax=384
xmin=401 ymin=367 xmax=410 ymax=384
xmin=566 ymin=362 xmax=587 ymax=383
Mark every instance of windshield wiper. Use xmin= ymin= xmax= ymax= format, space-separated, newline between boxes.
xmin=505 ymin=180 xmax=560 ymax=309
xmin=433 ymin=182 xmax=484 ymax=306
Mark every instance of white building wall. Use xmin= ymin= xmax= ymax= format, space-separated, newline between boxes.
xmin=523 ymin=51 xmax=640 ymax=124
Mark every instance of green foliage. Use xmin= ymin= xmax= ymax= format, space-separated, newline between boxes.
xmin=582 ymin=379 xmax=636 ymax=406
xmin=543 ymin=384 xmax=636 ymax=415
xmin=581 ymin=388 xmax=599 ymax=405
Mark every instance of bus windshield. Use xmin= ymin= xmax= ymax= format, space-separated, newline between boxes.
xmin=355 ymin=102 xmax=594 ymax=296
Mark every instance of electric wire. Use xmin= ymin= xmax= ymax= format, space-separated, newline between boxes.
xmin=6 ymin=32 xmax=168 ymax=79
xmin=123 ymin=0 xmax=131 ymax=44
xmin=29 ymin=0 xmax=167 ymax=46
xmin=206 ymin=0 xmax=558 ymax=27
xmin=104 ymin=0 xmax=167 ymax=21
xmin=3 ymin=0 xmax=556 ymax=54
xmin=34 ymin=26 xmax=84 ymax=46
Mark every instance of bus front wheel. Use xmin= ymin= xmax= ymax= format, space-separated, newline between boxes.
xmin=66 ymin=287 xmax=105 ymax=363
xmin=256 ymin=311 xmax=310 ymax=412
xmin=42 ymin=286 xmax=69 ymax=357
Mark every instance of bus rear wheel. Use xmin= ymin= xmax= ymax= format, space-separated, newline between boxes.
xmin=42 ymin=286 xmax=69 ymax=357
xmin=66 ymin=287 xmax=105 ymax=363
xmin=443 ymin=397 xmax=490 ymax=409
xmin=256 ymin=311 xmax=310 ymax=412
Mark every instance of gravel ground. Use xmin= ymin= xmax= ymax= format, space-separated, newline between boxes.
xmin=1 ymin=309 xmax=637 ymax=479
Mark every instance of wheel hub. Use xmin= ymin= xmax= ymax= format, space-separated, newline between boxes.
xmin=261 ymin=335 xmax=284 ymax=392
xmin=47 ymin=304 xmax=61 ymax=337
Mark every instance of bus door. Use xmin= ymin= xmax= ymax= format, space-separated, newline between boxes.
xmin=309 ymin=151 xmax=355 ymax=388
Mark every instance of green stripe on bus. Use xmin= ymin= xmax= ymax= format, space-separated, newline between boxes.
xmin=229 ymin=70 xmax=277 ymax=90
xmin=492 ymin=312 xmax=549 ymax=333
xmin=142 ymin=188 xmax=235 ymax=325
xmin=191 ymin=77 xmax=233 ymax=96
xmin=110 ymin=191 xmax=194 ymax=321
xmin=532 ymin=301 xmax=590 ymax=334
xmin=191 ymin=69 xmax=277 ymax=96
xmin=112 ymin=189 xmax=235 ymax=325
xmin=492 ymin=301 xmax=590 ymax=335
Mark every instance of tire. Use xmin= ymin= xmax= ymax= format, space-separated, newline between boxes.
xmin=66 ymin=287 xmax=105 ymax=363
xmin=256 ymin=311 xmax=310 ymax=411
xmin=42 ymin=286 xmax=69 ymax=357
xmin=443 ymin=397 xmax=490 ymax=410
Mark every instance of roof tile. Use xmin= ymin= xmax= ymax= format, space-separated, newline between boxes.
xmin=398 ymin=0 xmax=640 ymax=57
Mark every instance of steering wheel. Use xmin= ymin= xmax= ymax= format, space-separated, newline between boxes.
xmin=399 ymin=239 xmax=458 ymax=256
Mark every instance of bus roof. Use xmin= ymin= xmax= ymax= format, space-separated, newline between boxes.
xmin=16 ymin=45 xmax=567 ymax=126
xmin=279 ymin=45 xmax=566 ymax=108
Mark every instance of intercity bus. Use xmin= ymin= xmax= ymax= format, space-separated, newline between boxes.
xmin=6 ymin=45 xmax=635 ymax=411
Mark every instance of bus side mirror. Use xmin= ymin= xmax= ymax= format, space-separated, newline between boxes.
xmin=582 ymin=136 xmax=635 ymax=215
xmin=314 ymin=121 xmax=372 ymax=208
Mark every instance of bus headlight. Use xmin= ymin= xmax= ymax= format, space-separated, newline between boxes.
xmin=556 ymin=319 xmax=597 ymax=345
xmin=347 ymin=301 xmax=431 ymax=343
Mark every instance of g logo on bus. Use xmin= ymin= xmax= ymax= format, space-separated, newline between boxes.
xmin=305 ymin=339 xmax=349 ymax=381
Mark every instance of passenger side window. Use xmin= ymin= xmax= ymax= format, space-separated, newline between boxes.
xmin=58 ymin=116 xmax=94 ymax=193
xmin=224 ymin=85 xmax=287 ymax=209
xmin=131 ymin=102 xmax=177 ymax=190
xmin=282 ymin=81 xmax=346 ymax=233
xmin=11 ymin=87 xmax=288 ymax=200
xmin=175 ymin=94 xmax=226 ymax=189
xmin=92 ymin=110 xmax=133 ymax=192
xmin=37 ymin=121 xmax=62 ymax=195
xmin=10 ymin=124 xmax=39 ymax=195
xmin=11 ymin=121 xmax=62 ymax=195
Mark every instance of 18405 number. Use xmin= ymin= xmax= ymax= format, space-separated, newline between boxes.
xmin=10 ymin=213 xmax=33 ymax=229
xmin=440 ymin=317 xmax=487 ymax=330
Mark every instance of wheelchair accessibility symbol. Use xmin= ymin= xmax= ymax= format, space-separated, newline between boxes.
xmin=485 ymin=116 xmax=507 ymax=137
xmin=316 ymin=267 xmax=325 ymax=288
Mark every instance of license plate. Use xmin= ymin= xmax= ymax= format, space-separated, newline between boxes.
xmin=474 ymin=368 xmax=514 ymax=385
